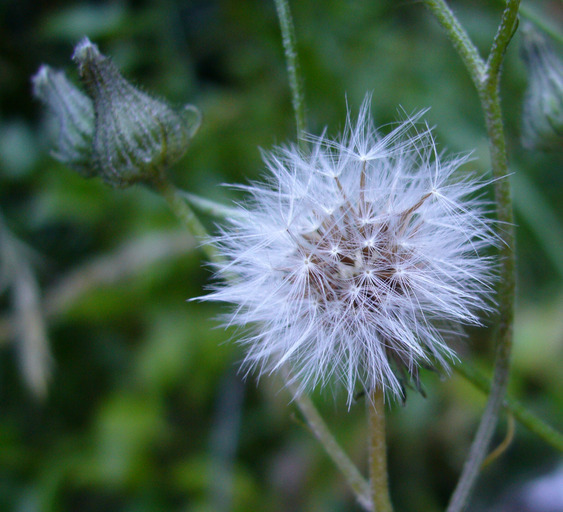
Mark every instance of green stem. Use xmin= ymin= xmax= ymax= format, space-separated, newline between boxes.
xmin=485 ymin=0 xmax=520 ymax=81
xmin=423 ymin=1 xmax=521 ymax=511
xmin=367 ymin=388 xmax=393 ymax=512
xmin=454 ymin=363 xmax=563 ymax=452
xmin=287 ymin=379 xmax=371 ymax=510
xmin=274 ymin=0 xmax=307 ymax=136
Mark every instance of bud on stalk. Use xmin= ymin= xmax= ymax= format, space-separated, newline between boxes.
xmin=33 ymin=38 xmax=201 ymax=187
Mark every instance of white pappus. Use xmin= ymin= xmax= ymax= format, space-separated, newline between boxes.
xmin=198 ymin=97 xmax=498 ymax=404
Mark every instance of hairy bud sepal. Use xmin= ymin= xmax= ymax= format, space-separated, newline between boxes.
xmin=32 ymin=65 xmax=95 ymax=177
xmin=72 ymin=37 xmax=201 ymax=187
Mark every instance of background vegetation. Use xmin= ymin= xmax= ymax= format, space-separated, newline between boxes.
xmin=0 ymin=0 xmax=561 ymax=511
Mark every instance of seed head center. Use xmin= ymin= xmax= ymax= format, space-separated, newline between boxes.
xmin=294 ymin=205 xmax=414 ymax=309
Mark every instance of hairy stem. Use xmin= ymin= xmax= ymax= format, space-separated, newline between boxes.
xmin=367 ymin=388 xmax=393 ymax=512
xmin=274 ymin=0 xmax=306 ymax=136
xmin=485 ymin=0 xmax=520 ymax=81
xmin=424 ymin=1 xmax=520 ymax=511
xmin=503 ymin=1 xmax=562 ymax=44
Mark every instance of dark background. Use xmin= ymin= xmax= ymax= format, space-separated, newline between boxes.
xmin=0 ymin=1 xmax=561 ymax=511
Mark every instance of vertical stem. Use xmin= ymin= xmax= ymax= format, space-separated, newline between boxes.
xmin=367 ymin=388 xmax=393 ymax=512
xmin=447 ymin=84 xmax=516 ymax=512
xmin=274 ymin=0 xmax=307 ymax=136
xmin=425 ymin=2 xmax=519 ymax=511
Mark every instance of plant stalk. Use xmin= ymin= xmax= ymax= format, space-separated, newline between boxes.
xmin=274 ymin=0 xmax=306 ymax=136
xmin=423 ymin=1 xmax=520 ymax=510
xmin=367 ymin=388 xmax=393 ymax=512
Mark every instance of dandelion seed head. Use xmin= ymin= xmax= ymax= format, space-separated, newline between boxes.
xmin=200 ymin=97 xmax=498 ymax=404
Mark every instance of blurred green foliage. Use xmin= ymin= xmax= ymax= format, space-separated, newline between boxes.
xmin=0 ymin=1 xmax=561 ymax=511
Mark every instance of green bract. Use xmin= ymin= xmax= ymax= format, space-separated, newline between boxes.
xmin=34 ymin=38 xmax=202 ymax=187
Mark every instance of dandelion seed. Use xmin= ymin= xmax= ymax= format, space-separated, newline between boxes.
xmin=199 ymin=96 xmax=498 ymax=404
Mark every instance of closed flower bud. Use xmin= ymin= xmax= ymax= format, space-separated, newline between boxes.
xmin=521 ymin=24 xmax=563 ymax=152
xmin=32 ymin=65 xmax=95 ymax=176
xmin=72 ymin=37 xmax=201 ymax=187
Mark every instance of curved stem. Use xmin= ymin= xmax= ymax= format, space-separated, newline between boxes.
xmin=481 ymin=414 xmax=515 ymax=469
xmin=367 ymin=388 xmax=393 ymax=512
xmin=274 ymin=0 xmax=307 ymax=136
xmin=485 ymin=0 xmax=520 ymax=82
